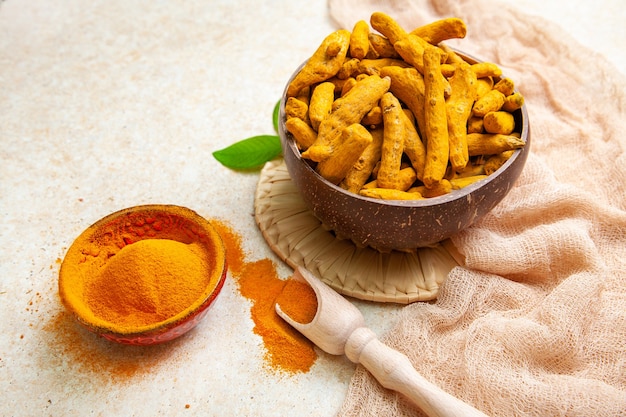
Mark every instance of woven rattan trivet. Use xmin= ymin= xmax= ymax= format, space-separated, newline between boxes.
xmin=254 ymin=160 xmax=463 ymax=304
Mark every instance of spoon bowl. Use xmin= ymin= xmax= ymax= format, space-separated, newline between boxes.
xmin=276 ymin=267 xmax=489 ymax=417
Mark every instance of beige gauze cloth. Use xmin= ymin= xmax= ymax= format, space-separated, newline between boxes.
xmin=328 ymin=0 xmax=626 ymax=416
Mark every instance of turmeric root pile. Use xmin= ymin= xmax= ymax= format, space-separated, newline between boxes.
xmin=284 ymin=13 xmax=526 ymax=200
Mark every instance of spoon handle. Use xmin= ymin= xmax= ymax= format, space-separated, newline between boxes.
xmin=345 ymin=327 xmax=489 ymax=417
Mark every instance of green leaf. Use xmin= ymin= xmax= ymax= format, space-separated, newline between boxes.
xmin=272 ymin=99 xmax=281 ymax=134
xmin=213 ymin=135 xmax=282 ymax=170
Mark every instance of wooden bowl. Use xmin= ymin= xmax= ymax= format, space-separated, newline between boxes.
xmin=279 ymin=53 xmax=530 ymax=252
xmin=58 ymin=205 xmax=227 ymax=345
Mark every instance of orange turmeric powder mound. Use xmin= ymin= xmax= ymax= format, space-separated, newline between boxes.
xmin=276 ymin=279 xmax=318 ymax=324
xmin=212 ymin=220 xmax=317 ymax=374
xmin=84 ymin=239 xmax=209 ymax=328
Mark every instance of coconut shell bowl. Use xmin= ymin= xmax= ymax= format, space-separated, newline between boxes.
xmin=279 ymin=52 xmax=530 ymax=253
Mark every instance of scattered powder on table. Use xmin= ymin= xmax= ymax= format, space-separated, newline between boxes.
xmin=42 ymin=309 xmax=179 ymax=382
xmin=50 ymin=218 xmax=316 ymax=378
xmin=212 ymin=220 xmax=318 ymax=374
xmin=45 ymin=237 xmax=211 ymax=382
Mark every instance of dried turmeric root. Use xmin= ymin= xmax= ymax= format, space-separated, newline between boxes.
xmin=285 ymin=97 xmax=308 ymax=121
xmin=410 ymin=17 xmax=467 ymax=44
xmin=379 ymin=65 xmax=427 ymax=138
xmin=339 ymin=77 xmax=358 ymax=97
xmin=413 ymin=179 xmax=453 ymax=198
xmin=446 ymin=61 xmax=477 ymax=171
xmin=493 ymin=78 xmax=515 ymax=96
xmin=316 ymin=123 xmax=373 ymax=184
xmin=370 ymin=11 xmax=408 ymax=45
xmin=395 ymin=167 xmax=418 ymax=191
xmin=377 ymin=92 xmax=406 ymax=189
xmin=449 ymin=175 xmax=487 ymax=190
xmin=393 ymin=34 xmax=429 ymax=73
xmin=466 ymin=133 xmax=525 ymax=156
xmin=422 ymin=46 xmax=450 ymax=188
xmin=471 ymin=62 xmax=502 ymax=78
xmin=368 ymin=167 xmax=418 ymax=191
xmin=472 ymin=89 xmax=506 ymax=117
xmin=483 ymin=111 xmax=515 ymax=134
xmin=283 ymin=13 xmax=528 ymax=201
xmin=340 ymin=127 xmax=384 ymax=193
xmin=394 ymin=35 xmax=451 ymax=94
xmin=502 ymin=92 xmax=525 ymax=112
xmin=359 ymin=188 xmax=423 ymax=200
xmin=475 ymin=77 xmax=494 ymax=99
xmin=337 ymin=58 xmax=361 ymax=80
xmin=368 ymin=33 xmax=400 ymax=58
xmin=484 ymin=151 xmax=515 ymax=174
xmin=302 ymin=74 xmax=390 ymax=162
xmin=285 ymin=117 xmax=317 ymax=150
xmin=361 ymin=105 xmax=383 ymax=126
xmin=308 ymin=82 xmax=336 ymax=132
xmin=358 ymin=58 xmax=410 ymax=76
xmin=372 ymin=11 xmax=450 ymax=91
xmin=452 ymin=162 xmax=485 ymax=178
xmin=287 ymin=30 xmax=351 ymax=97
xmin=349 ymin=20 xmax=370 ymax=60
xmin=401 ymin=108 xmax=426 ymax=181
xmin=438 ymin=43 xmax=464 ymax=65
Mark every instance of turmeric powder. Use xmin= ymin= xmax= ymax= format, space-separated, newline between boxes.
xmin=85 ymin=239 xmax=210 ymax=328
xmin=58 ymin=205 xmax=226 ymax=337
xmin=275 ymin=279 xmax=317 ymax=324
xmin=212 ymin=220 xmax=318 ymax=374
xmin=239 ymin=259 xmax=317 ymax=373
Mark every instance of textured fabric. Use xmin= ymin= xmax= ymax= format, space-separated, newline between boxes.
xmin=328 ymin=0 xmax=626 ymax=416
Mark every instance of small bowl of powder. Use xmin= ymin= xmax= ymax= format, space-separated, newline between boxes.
xmin=58 ymin=204 xmax=227 ymax=345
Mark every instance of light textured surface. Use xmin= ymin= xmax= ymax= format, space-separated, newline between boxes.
xmin=0 ymin=1 xmax=624 ymax=416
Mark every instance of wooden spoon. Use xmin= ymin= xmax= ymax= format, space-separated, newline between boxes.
xmin=276 ymin=267 xmax=489 ymax=417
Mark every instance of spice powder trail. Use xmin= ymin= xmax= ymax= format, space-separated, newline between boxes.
xmin=212 ymin=220 xmax=317 ymax=374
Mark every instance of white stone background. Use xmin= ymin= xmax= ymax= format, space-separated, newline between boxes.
xmin=0 ymin=0 xmax=624 ymax=416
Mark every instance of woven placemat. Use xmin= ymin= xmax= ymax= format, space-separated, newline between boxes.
xmin=254 ymin=160 xmax=462 ymax=304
